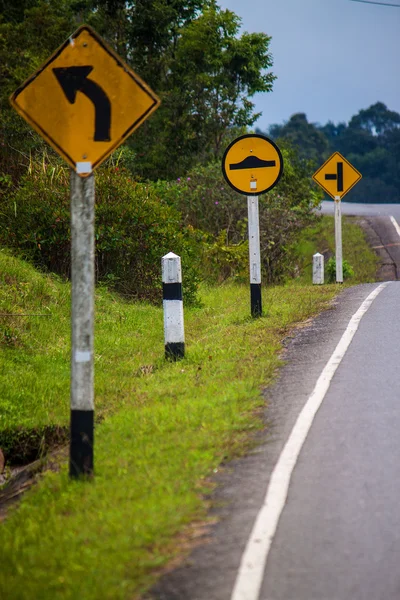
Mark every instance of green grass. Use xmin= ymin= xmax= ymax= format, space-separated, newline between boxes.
xmin=0 ymin=215 xmax=378 ymax=600
xmin=295 ymin=215 xmax=379 ymax=284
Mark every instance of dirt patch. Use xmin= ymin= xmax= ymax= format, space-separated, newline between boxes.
xmin=0 ymin=445 xmax=67 ymax=521
xmin=0 ymin=425 xmax=69 ymax=521
xmin=0 ymin=425 xmax=69 ymax=466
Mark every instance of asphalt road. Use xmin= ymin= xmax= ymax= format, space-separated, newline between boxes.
xmin=149 ymin=204 xmax=400 ymax=600
xmin=320 ymin=200 xmax=400 ymax=219
xmin=321 ymin=201 xmax=400 ymax=280
xmin=260 ymin=281 xmax=400 ymax=600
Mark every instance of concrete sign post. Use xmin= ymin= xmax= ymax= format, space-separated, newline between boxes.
xmin=312 ymin=253 xmax=324 ymax=285
xmin=70 ymin=171 xmax=95 ymax=477
xmin=10 ymin=24 xmax=160 ymax=478
xmin=312 ymin=152 xmax=361 ymax=285
xmin=222 ymin=134 xmax=283 ymax=318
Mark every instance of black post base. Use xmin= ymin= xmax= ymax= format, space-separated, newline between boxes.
xmin=165 ymin=342 xmax=185 ymax=361
xmin=70 ymin=410 xmax=94 ymax=478
xmin=250 ymin=283 xmax=262 ymax=318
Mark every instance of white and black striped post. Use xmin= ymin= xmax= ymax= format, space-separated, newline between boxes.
xmin=70 ymin=170 xmax=95 ymax=478
xmin=162 ymin=252 xmax=185 ymax=360
xmin=248 ymin=195 xmax=262 ymax=317
xmin=334 ymin=195 xmax=343 ymax=283
xmin=313 ymin=252 xmax=324 ymax=285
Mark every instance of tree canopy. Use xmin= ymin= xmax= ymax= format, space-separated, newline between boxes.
xmin=262 ymin=102 xmax=400 ymax=203
xmin=0 ymin=0 xmax=275 ymax=180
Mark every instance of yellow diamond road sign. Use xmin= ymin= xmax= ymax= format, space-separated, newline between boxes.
xmin=312 ymin=152 xmax=362 ymax=199
xmin=222 ymin=134 xmax=283 ymax=196
xmin=10 ymin=25 xmax=160 ymax=176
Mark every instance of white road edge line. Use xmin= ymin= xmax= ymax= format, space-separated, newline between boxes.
xmin=230 ymin=282 xmax=389 ymax=600
xmin=390 ymin=215 xmax=400 ymax=239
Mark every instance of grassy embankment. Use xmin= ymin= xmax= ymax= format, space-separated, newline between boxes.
xmin=0 ymin=215 xmax=377 ymax=600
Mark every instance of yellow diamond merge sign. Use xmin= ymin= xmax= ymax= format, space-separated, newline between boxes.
xmin=312 ymin=152 xmax=362 ymax=199
xmin=10 ymin=25 xmax=160 ymax=176
xmin=222 ymin=134 xmax=283 ymax=196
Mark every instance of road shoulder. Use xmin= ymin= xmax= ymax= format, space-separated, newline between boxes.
xmin=146 ymin=283 xmax=379 ymax=600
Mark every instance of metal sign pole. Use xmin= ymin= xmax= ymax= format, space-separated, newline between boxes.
xmin=334 ymin=195 xmax=343 ymax=283
xmin=247 ymin=195 xmax=262 ymax=317
xmin=70 ymin=170 xmax=95 ymax=478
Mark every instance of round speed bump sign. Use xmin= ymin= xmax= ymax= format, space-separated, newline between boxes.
xmin=222 ymin=134 xmax=283 ymax=196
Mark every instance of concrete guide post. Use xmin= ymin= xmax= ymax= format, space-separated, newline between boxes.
xmin=334 ymin=195 xmax=343 ymax=283
xmin=162 ymin=252 xmax=185 ymax=360
xmin=70 ymin=170 xmax=95 ymax=478
xmin=313 ymin=253 xmax=324 ymax=285
xmin=247 ymin=196 xmax=262 ymax=317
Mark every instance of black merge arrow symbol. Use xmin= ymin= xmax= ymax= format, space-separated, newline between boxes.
xmin=53 ymin=66 xmax=111 ymax=142
xmin=325 ymin=161 xmax=344 ymax=192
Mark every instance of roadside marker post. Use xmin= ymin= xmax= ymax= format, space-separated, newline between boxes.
xmin=162 ymin=253 xmax=185 ymax=360
xmin=222 ymin=134 xmax=283 ymax=318
xmin=312 ymin=152 xmax=362 ymax=284
xmin=312 ymin=253 xmax=324 ymax=285
xmin=10 ymin=25 xmax=160 ymax=478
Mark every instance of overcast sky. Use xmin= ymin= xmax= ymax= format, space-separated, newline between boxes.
xmin=218 ymin=0 xmax=400 ymax=131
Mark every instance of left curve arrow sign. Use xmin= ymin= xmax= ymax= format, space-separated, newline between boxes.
xmin=53 ymin=66 xmax=111 ymax=142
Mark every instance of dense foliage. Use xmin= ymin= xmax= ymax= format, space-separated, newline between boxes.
xmin=0 ymin=160 xmax=201 ymax=304
xmin=0 ymin=0 xmax=323 ymax=299
xmin=0 ymin=145 xmax=322 ymax=294
xmin=264 ymin=102 xmax=400 ymax=203
xmin=151 ymin=145 xmax=321 ymax=283
xmin=0 ymin=0 xmax=274 ymax=181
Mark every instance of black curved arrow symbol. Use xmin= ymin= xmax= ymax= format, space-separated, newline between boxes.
xmin=53 ymin=66 xmax=111 ymax=142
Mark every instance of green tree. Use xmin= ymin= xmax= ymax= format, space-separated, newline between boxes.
xmin=0 ymin=0 xmax=75 ymax=177
xmin=1 ymin=0 xmax=275 ymax=181
xmin=118 ymin=1 xmax=275 ymax=179
xmin=336 ymin=103 xmax=400 ymax=202
xmin=266 ymin=113 xmax=329 ymax=164
xmin=321 ymin=103 xmax=400 ymax=159
xmin=268 ymin=103 xmax=400 ymax=203
xmin=349 ymin=101 xmax=400 ymax=135
xmin=382 ymin=127 xmax=400 ymax=192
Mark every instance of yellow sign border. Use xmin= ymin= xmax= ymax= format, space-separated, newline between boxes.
xmin=312 ymin=151 xmax=362 ymax=200
xmin=222 ymin=134 xmax=283 ymax=196
xmin=9 ymin=25 xmax=160 ymax=175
